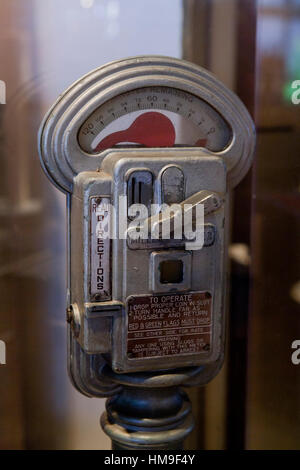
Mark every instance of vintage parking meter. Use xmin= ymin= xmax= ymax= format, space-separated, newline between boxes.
xmin=38 ymin=56 xmax=255 ymax=449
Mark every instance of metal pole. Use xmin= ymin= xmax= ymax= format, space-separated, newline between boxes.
xmin=100 ymin=366 xmax=194 ymax=450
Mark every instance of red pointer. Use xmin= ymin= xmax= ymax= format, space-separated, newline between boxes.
xmin=94 ymin=112 xmax=176 ymax=151
xmin=195 ymin=138 xmax=207 ymax=147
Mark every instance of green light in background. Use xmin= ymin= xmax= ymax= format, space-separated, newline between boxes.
xmin=284 ymin=27 xmax=300 ymax=103
xmin=283 ymin=81 xmax=295 ymax=103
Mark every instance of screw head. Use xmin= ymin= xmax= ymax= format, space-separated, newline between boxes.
xmin=66 ymin=304 xmax=80 ymax=337
xmin=66 ymin=305 xmax=73 ymax=323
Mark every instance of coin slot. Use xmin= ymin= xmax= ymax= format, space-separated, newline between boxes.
xmin=127 ymin=170 xmax=153 ymax=218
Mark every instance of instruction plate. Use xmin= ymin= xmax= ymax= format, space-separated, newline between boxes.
xmin=127 ymin=291 xmax=212 ymax=359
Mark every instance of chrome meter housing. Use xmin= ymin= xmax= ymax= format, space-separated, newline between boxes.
xmin=38 ymin=56 xmax=255 ymax=397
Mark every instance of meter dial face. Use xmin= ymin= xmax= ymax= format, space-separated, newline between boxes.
xmin=78 ymin=86 xmax=232 ymax=154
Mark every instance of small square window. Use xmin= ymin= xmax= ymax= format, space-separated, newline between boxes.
xmin=159 ymin=260 xmax=183 ymax=284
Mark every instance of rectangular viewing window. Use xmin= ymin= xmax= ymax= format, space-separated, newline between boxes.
xmin=159 ymin=259 xmax=183 ymax=284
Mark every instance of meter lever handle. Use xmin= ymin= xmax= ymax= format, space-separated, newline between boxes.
xmin=147 ymin=190 xmax=224 ymax=237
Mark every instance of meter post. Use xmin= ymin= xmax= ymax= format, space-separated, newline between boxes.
xmin=38 ymin=56 xmax=255 ymax=450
